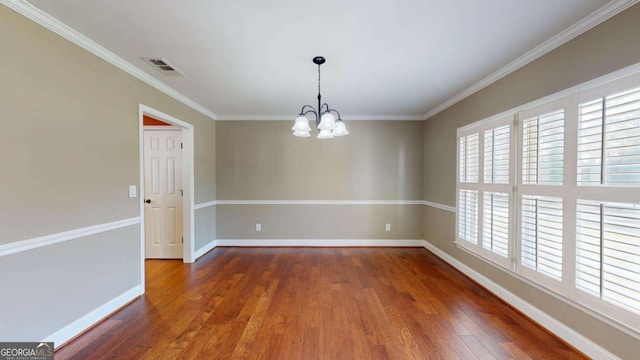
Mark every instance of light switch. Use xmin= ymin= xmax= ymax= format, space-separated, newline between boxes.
xmin=385 ymin=223 xmax=391 ymax=231
xmin=128 ymin=185 xmax=137 ymax=198
xmin=256 ymin=223 xmax=262 ymax=232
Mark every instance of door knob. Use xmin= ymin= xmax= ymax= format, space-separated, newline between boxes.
xmin=145 ymin=199 xmax=151 ymax=204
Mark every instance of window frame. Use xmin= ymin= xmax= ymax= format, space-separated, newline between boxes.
xmin=456 ymin=115 xmax=515 ymax=269
xmin=455 ymin=66 xmax=640 ymax=337
xmin=515 ymin=96 xmax=575 ymax=294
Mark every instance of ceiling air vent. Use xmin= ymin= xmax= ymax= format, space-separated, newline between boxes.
xmin=142 ymin=57 xmax=183 ymax=77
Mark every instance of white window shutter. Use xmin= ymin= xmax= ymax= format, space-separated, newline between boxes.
xmin=521 ymin=195 xmax=563 ymax=281
xmin=522 ymin=110 xmax=565 ymax=185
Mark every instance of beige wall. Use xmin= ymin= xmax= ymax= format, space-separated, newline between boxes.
xmin=0 ymin=4 xmax=215 ymax=342
xmin=217 ymin=121 xmax=423 ymax=200
xmin=216 ymin=120 xmax=423 ymax=240
xmin=423 ymin=4 xmax=640 ymax=359
xmin=217 ymin=204 xmax=423 ymax=240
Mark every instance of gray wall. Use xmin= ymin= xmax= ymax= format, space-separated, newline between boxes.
xmin=0 ymin=4 xmax=215 ymax=342
xmin=216 ymin=120 xmax=423 ymax=240
xmin=423 ymin=4 xmax=640 ymax=359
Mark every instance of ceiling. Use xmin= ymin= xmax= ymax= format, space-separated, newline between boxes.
xmin=26 ymin=0 xmax=613 ymax=120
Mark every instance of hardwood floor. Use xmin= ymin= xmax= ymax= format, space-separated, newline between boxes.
xmin=55 ymin=248 xmax=586 ymax=359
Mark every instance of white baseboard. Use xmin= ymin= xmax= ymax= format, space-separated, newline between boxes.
xmin=44 ymin=285 xmax=141 ymax=348
xmin=422 ymin=241 xmax=617 ymax=360
xmin=215 ymin=239 xmax=425 ymax=247
xmin=194 ymin=239 xmax=217 ymax=260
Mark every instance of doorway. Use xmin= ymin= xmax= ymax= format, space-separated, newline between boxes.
xmin=138 ymin=104 xmax=195 ymax=293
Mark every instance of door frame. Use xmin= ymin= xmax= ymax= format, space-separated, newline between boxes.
xmin=138 ymin=104 xmax=195 ymax=293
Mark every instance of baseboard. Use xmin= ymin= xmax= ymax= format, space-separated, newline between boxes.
xmin=215 ymin=239 xmax=425 ymax=247
xmin=44 ymin=285 xmax=141 ymax=348
xmin=194 ymin=239 xmax=217 ymax=260
xmin=422 ymin=241 xmax=617 ymax=360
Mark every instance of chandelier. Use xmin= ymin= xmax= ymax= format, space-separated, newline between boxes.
xmin=292 ymin=56 xmax=349 ymax=139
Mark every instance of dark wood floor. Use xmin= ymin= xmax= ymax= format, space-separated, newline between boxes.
xmin=56 ymin=247 xmax=585 ymax=359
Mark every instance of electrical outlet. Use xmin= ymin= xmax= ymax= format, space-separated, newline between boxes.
xmin=256 ymin=223 xmax=262 ymax=232
xmin=385 ymin=223 xmax=391 ymax=231
xmin=128 ymin=185 xmax=137 ymax=198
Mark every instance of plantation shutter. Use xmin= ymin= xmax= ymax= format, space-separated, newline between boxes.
xmin=578 ymin=86 xmax=640 ymax=186
xmin=522 ymin=109 xmax=565 ymax=185
xmin=484 ymin=125 xmax=510 ymax=184
xmin=576 ymin=200 xmax=640 ymax=315
xmin=483 ymin=192 xmax=509 ymax=257
xmin=459 ymin=133 xmax=479 ymax=183
xmin=482 ymin=124 xmax=511 ymax=259
xmin=458 ymin=189 xmax=479 ymax=245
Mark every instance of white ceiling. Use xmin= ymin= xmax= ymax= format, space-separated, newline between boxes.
xmin=26 ymin=0 xmax=613 ymax=120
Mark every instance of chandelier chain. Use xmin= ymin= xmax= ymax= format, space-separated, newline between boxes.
xmin=317 ymin=64 xmax=321 ymax=96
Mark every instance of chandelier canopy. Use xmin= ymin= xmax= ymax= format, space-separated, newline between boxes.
xmin=292 ymin=56 xmax=348 ymax=139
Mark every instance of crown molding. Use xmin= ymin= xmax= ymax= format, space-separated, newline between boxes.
xmin=216 ymin=115 xmax=425 ymax=121
xmin=2 ymin=0 xmax=217 ymax=120
xmin=423 ymin=0 xmax=640 ymax=120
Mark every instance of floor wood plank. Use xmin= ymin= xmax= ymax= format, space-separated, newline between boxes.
xmin=55 ymin=248 xmax=587 ymax=359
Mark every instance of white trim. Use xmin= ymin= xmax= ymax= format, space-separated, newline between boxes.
xmin=193 ymin=239 xmax=217 ymax=260
xmin=194 ymin=201 xmax=217 ymax=210
xmin=139 ymin=104 xmax=196 ymax=273
xmin=215 ymin=199 xmax=457 ymax=212
xmin=423 ymin=0 xmax=640 ymax=120
xmin=215 ymin=239 xmax=425 ymax=247
xmin=422 ymin=241 xmax=619 ymax=360
xmin=1 ymin=0 xmax=216 ymax=120
xmin=216 ymin=200 xmax=424 ymax=205
xmin=422 ymin=200 xmax=456 ymax=213
xmin=215 ymin=115 xmax=425 ymax=121
xmin=143 ymin=125 xmax=180 ymax=131
xmin=44 ymin=285 xmax=141 ymax=348
xmin=0 ymin=217 xmax=140 ymax=258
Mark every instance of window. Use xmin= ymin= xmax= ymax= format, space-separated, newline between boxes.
xmin=457 ymin=118 xmax=512 ymax=267
xmin=516 ymin=98 xmax=571 ymax=291
xmin=575 ymin=200 xmax=640 ymax=315
xmin=456 ymin=71 xmax=640 ymax=333
xmin=483 ymin=191 xmax=509 ymax=257
xmin=520 ymin=195 xmax=563 ymax=282
xmin=574 ymin=80 xmax=640 ymax=325
xmin=578 ymin=85 xmax=640 ymax=185
xmin=521 ymin=109 xmax=565 ymax=185
xmin=458 ymin=133 xmax=479 ymax=245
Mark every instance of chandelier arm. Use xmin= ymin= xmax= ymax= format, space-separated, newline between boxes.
xmin=302 ymin=109 xmax=318 ymax=117
xmin=327 ymin=108 xmax=342 ymax=120
xmin=321 ymin=103 xmax=330 ymax=113
xmin=299 ymin=104 xmax=316 ymax=115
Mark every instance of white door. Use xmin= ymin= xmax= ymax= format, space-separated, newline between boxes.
xmin=144 ymin=130 xmax=183 ymax=259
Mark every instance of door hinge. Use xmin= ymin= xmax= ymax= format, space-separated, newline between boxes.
xmin=182 ymin=237 xmax=184 ymax=244
xmin=180 ymin=189 xmax=183 ymax=197
xmin=181 ymin=142 xmax=183 ymax=149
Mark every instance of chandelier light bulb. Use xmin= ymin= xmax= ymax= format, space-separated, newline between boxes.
xmin=292 ymin=115 xmax=312 ymax=132
xmin=317 ymin=128 xmax=334 ymax=139
xmin=318 ymin=113 xmax=336 ymax=130
xmin=333 ymin=120 xmax=349 ymax=136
